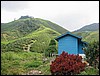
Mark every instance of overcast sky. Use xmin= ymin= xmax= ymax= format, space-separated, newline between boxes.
xmin=1 ymin=1 xmax=99 ymax=32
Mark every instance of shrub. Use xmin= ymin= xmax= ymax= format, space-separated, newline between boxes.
xmin=84 ymin=40 xmax=99 ymax=69
xmin=24 ymin=61 xmax=42 ymax=68
xmin=50 ymin=51 xmax=86 ymax=75
xmin=45 ymin=39 xmax=57 ymax=57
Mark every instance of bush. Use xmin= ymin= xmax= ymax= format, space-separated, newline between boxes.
xmin=45 ymin=39 xmax=57 ymax=57
xmin=50 ymin=51 xmax=86 ymax=75
xmin=84 ymin=40 xmax=99 ymax=69
xmin=24 ymin=61 xmax=42 ymax=68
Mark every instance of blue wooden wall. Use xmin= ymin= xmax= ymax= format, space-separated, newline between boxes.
xmin=58 ymin=35 xmax=78 ymax=55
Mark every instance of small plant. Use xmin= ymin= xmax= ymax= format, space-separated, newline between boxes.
xmin=79 ymin=67 xmax=99 ymax=75
xmin=50 ymin=51 xmax=86 ymax=75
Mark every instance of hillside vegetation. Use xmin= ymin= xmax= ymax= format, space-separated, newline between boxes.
xmin=1 ymin=51 xmax=43 ymax=75
xmin=1 ymin=17 xmax=67 ymax=42
xmin=1 ymin=17 xmax=68 ymax=52
xmin=1 ymin=16 xmax=99 ymax=75
xmin=1 ymin=16 xmax=66 ymax=75
xmin=73 ymin=23 xmax=99 ymax=43
xmin=73 ymin=30 xmax=99 ymax=43
xmin=74 ymin=23 xmax=99 ymax=32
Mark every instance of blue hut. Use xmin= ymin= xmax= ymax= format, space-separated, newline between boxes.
xmin=55 ymin=32 xmax=87 ymax=55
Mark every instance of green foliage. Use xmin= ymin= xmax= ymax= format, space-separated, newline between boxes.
xmin=1 ymin=51 xmax=99 ymax=75
xmin=1 ymin=17 xmax=63 ymax=53
xmin=74 ymin=30 xmax=99 ymax=42
xmin=1 ymin=18 xmax=41 ymax=42
xmin=1 ymin=17 xmax=67 ymax=42
xmin=19 ymin=15 xmax=33 ymax=19
xmin=40 ymin=64 xmax=51 ymax=75
xmin=1 ymin=43 xmax=7 ymax=52
xmin=79 ymin=67 xmax=99 ymax=75
xmin=49 ymin=39 xmax=56 ymax=46
xmin=24 ymin=61 xmax=42 ymax=68
xmin=1 ymin=52 xmax=43 ymax=75
xmin=35 ymin=18 xmax=68 ymax=34
xmin=45 ymin=39 xmax=58 ymax=57
xmin=1 ymin=27 xmax=60 ymax=53
xmin=84 ymin=40 xmax=99 ymax=68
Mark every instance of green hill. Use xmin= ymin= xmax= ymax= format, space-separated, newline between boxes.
xmin=34 ymin=18 xmax=67 ymax=34
xmin=73 ymin=30 xmax=99 ymax=43
xmin=74 ymin=23 xmax=99 ymax=32
xmin=73 ymin=23 xmax=99 ymax=43
xmin=1 ymin=16 xmax=68 ymax=52
xmin=1 ymin=17 xmax=67 ymax=42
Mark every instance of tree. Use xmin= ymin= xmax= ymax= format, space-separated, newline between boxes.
xmin=84 ymin=40 xmax=99 ymax=69
xmin=49 ymin=39 xmax=56 ymax=46
xmin=45 ymin=39 xmax=57 ymax=57
xmin=19 ymin=15 xmax=33 ymax=19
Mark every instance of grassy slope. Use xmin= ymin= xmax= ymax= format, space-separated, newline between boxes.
xmin=1 ymin=51 xmax=99 ymax=75
xmin=83 ymin=30 xmax=99 ymax=42
xmin=35 ymin=18 xmax=67 ymax=34
xmin=1 ymin=51 xmax=43 ymax=75
xmin=1 ymin=17 xmax=67 ymax=52
xmin=73 ymin=30 xmax=99 ymax=43
xmin=1 ymin=17 xmax=63 ymax=75
xmin=1 ymin=17 xmax=66 ymax=52
xmin=74 ymin=23 xmax=99 ymax=32
xmin=1 ymin=26 xmax=60 ymax=53
xmin=1 ymin=18 xmax=40 ymax=42
xmin=1 ymin=18 xmax=67 ymax=42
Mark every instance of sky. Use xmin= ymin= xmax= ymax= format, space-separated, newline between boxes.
xmin=1 ymin=1 xmax=99 ymax=32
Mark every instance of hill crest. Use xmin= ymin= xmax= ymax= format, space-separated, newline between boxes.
xmin=74 ymin=23 xmax=99 ymax=32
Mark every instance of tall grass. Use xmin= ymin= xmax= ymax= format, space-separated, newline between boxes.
xmin=1 ymin=51 xmax=43 ymax=75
